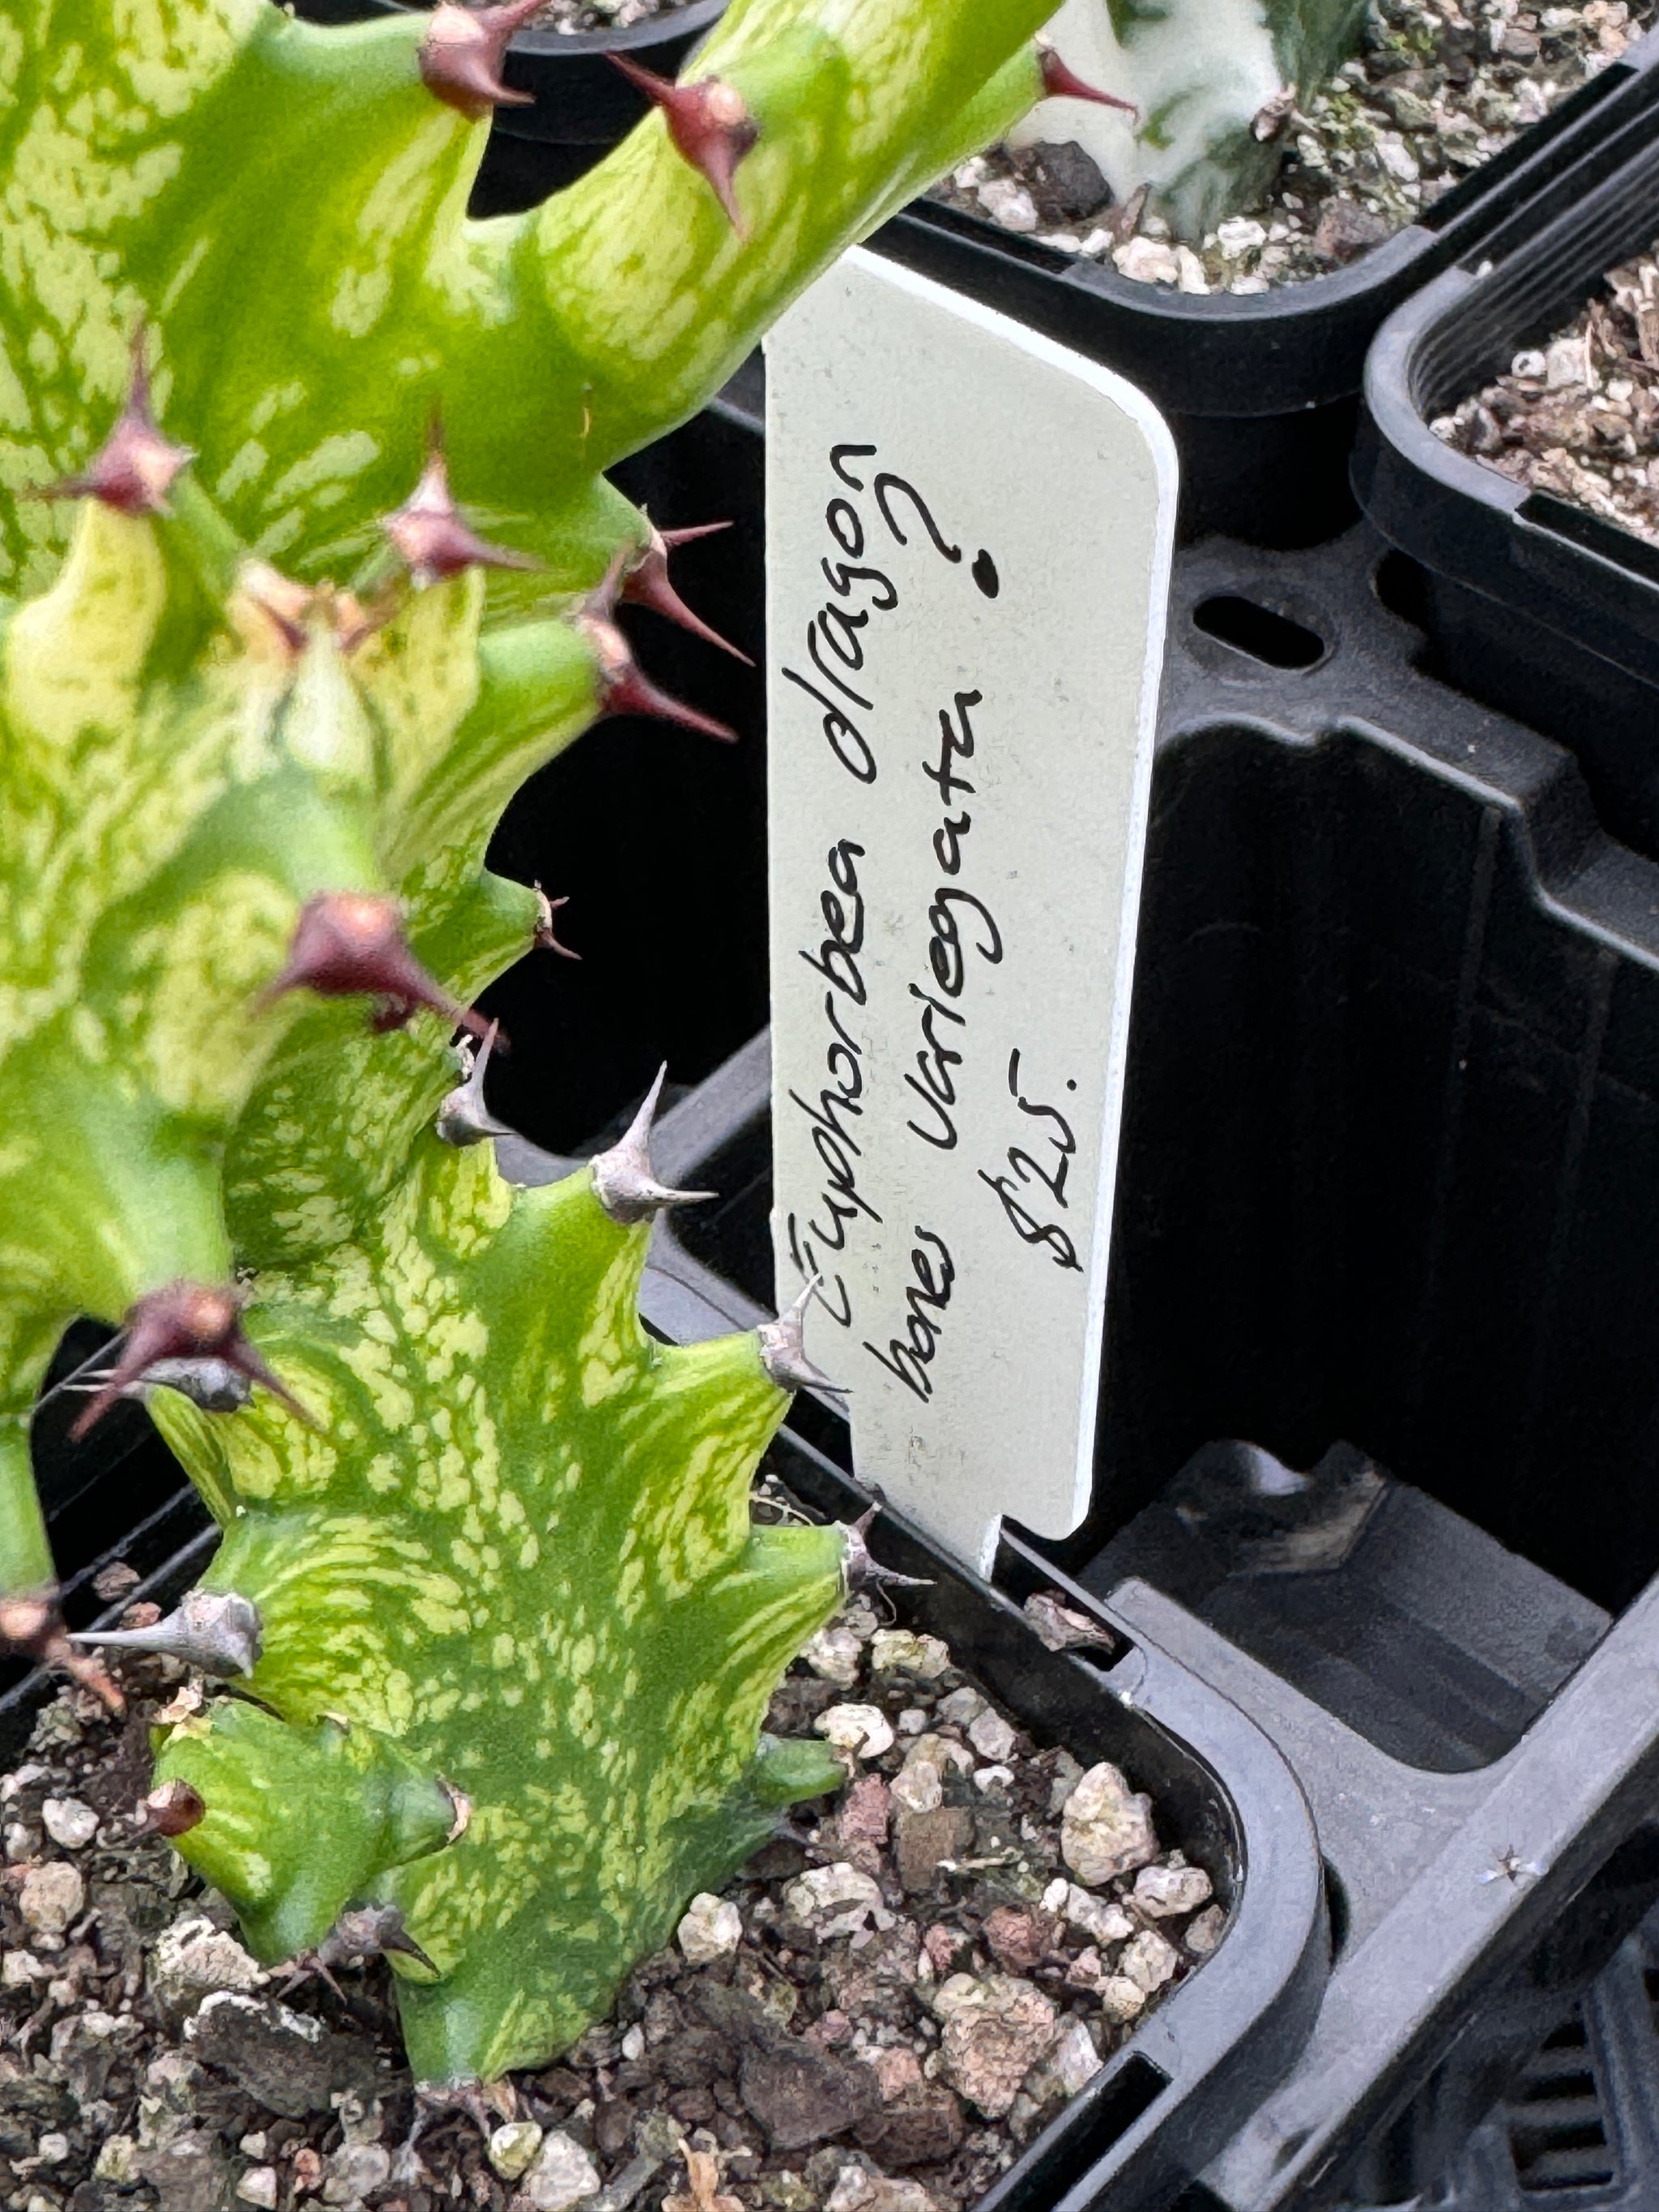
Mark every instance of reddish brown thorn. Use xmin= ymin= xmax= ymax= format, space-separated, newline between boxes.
xmin=383 ymin=444 xmax=535 ymax=589
xmin=582 ymin=608 xmax=738 ymax=742
xmin=142 ymin=1779 xmax=206 ymax=1837
xmin=660 ymin=521 xmax=733 ymax=550
xmin=259 ymin=893 xmax=489 ymax=1041
xmin=609 ymin=56 xmax=759 ymax=234
xmin=36 ymin=326 xmax=193 ymax=517
xmin=533 ymin=885 xmax=580 ymax=961
xmin=579 ymin=565 xmax=737 ymax=741
xmin=1036 ymin=40 xmax=1138 ymax=116
xmin=623 ymin=525 xmax=753 ymax=665
xmin=418 ymin=0 xmax=539 ymax=120
xmin=69 ymin=1283 xmax=310 ymax=1441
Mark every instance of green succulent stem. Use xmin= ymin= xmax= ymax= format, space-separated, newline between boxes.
xmin=1 ymin=0 xmax=1056 ymax=2090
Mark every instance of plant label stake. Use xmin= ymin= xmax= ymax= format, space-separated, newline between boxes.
xmin=766 ymin=246 xmax=1176 ymax=1572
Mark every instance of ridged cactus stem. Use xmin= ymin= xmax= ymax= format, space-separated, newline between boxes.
xmin=1 ymin=0 xmax=1060 ymax=599
xmin=1 ymin=0 xmax=1076 ymax=2094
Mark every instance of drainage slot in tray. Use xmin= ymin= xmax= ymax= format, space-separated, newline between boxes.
xmin=1191 ymin=594 xmax=1328 ymax=669
xmin=1502 ymin=2011 xmax=1615 ymax=2194
xmin=1000 ymin=2052 xmax=1168 ymax=2212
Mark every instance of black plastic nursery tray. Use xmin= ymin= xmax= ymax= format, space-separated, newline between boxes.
xmin=872 ymin=29 xmax=1659 ymax=550
xmin=290 ymin=0 xmax=727 ymax=204
xmin=640 ymin=519 xmax=1659 ymax=2210
xmin=1356 ymin=41 xmax=1659 ymax=870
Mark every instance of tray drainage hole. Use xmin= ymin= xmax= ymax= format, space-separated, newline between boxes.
xmin=1503 ymin=2012 xmax=1614 ymax=2194
xmin=1191 ymin=595 xmax=1327 ymax=671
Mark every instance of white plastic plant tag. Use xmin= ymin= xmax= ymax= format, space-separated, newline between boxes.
xmin=764 ymin=246 xmax=1176 ymax=1575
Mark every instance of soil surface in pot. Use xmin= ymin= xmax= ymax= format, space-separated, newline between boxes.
xmin=521 ymin=0 xmax=694 ymax=32
xmin=0 ymin=1562 xmax=1220 ymax=2212
xmin=1433 ymin=238 xmax=1659 ymax=545
xmin=932 ymin=0 xmax=1653 ymax=294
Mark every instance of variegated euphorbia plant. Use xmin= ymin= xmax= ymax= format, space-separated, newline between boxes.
xmin=0 ymin=0 xmax=1074 ymax=2089
xmin=1011 ymin=0 xmax=1369 ymax=237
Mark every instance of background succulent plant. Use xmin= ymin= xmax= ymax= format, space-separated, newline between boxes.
xmin=1011 ymin=0 xmax=1371 ymax=237
xmin=0 ymin=0 xmax=1068 ymax=2087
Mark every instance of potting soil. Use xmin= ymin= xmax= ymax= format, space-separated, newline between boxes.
xmin=1431 ymin=237 xmax=1659 ymax=548
xmin=0 ymin=1566 xmax=1218 ymax=2212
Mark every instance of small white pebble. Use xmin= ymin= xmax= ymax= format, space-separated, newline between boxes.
xmin=93 ymin=2140 xmax=138 ymax=2187
xmin=1175 ymin=245 xmax=1210 ymax=295
xmin=803 ymin=1626 xmax=863 ymax=1687
xmin=19 ymin=1860 xmax=83 ymax=1934
xmin=816 ymin=1703 xmax=896 ymax=1758
xmin=237 ymin=2171 xmax=280 ymax=2210
xmin=1512 ymin=347 xmax=1547 ymax=379
xmin=41 ymin=1799 xmax=97 ymax=1852
xmin=971 ymin=1765 xmax=1014 ymax=1793
xmin=897 ymin=1707 xmax=929 ymax=1737
xmin=1063 ymin=1883 xmax=1134 ymax=1947
xmin=487 ymin=2122 xmax=546 ymax=2184
xmin=936 ymin=1687 xmax=985 ymax=1728
xmin=1047 ymin=2018 xmax=1104 ymax=2097
xmin=1121 ymin=1929 xmax=1180 ymax=1993
xmin=1097 ymin=1975 xmax=1147 ymax=2022
xmin=1114 ymin=237 xmax=1179 ymax=285
xmin=870 ymin=1631 xmax=951 ymax=1681
xmin=1376 ymin=133 xmax=1420 ymax=182
xmin=890 ymin=1761 xmax=943 ymax=1815
xmin=967 ymin=1709 xmax=1017 ymax=1762
xmin=1545 ymin=335 xmax=1589 ymax=389
xmin=1185 ymin=1904 xmax=1226 ymax=1956
xmin=677 ymin=1894 xmax=743 ymax=1965
xmin=979 ymin=178 xmax=1038 ymax=232
xmin=33 ymin=2136 xmax=69 ymax=2167
xmin=1215 ymin=216 xmax=1268 ymax=256
xmin=1134 ymin=1863 xmax=1213 ymax=1918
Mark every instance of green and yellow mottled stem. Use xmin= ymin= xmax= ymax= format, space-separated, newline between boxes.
xmin=0 ymin=0 xmax=1066 ymax=2092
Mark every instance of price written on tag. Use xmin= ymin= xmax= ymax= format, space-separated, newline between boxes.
xmin=765 ymin=249 xmax=1176 ymax=1572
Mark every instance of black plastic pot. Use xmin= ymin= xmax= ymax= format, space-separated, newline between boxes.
xmin=1355 ymin=48 xmax=1659 ymax=867
xmin=290 ymin=0 xmax=727 ymax=207
xmin=0 ymin=1212 xmax=1327 ymax=2212
xmin=870 ymin=30 xmax=1659 ymax=550
xmin=642 ymin=517 xmax=1659 ymax=2208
